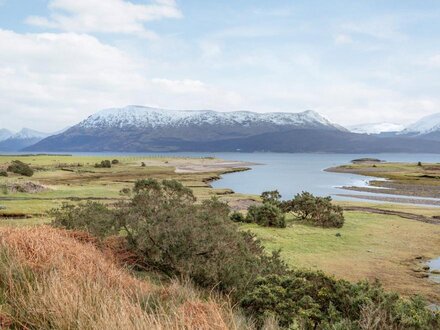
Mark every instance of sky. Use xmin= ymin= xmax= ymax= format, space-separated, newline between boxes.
xmin=1 ymin=0 xmax=440 ymax=132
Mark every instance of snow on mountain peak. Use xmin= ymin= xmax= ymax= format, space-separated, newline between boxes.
xmin=79 ymin=106 xmax=340 ymax=130
xmin=12 ymin=128 xmax=50 ymax=139
xmin=348 ymin=122 xmax=405 ymax=135
xmin=0 ymin=129 xmax=13 ymax=142
xmin=403 ymin=112 xmax=440 ymax=135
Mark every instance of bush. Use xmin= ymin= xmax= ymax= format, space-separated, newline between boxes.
xmin=283 ymin=192 xmax=345 ymax=228
xmin=50 ymin=202 xmax=117 ymax=239
xmin=111 ymin=159 xmax=119 ymax=165
xmin=246 ymin=204 xmax=286 ymax=228
xmin=6 ymin=160 xmax=34 ymax=177
xmin=50 ymin=179 xmax=289 ymax=297
xmin=240 ymin=272 xmax=440 ymax=329
xmin=0 ymin=171 xmax=7 ymax=177
xmin=94 ymin=160 xmax=111 ymax=168
xmin=230 ymin=211 xmax=245 ymax=223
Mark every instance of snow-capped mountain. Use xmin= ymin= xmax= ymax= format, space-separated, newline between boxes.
xmin=402 ymin=112 xmax=440 ymax=135
xmin=24 ymin=105 xmax=440 ymax=153
xmin=0 ymin=128 xmax=51 ymax=151
xmin=0 ymin=129 xmax=13 ymax=142
xmin=78 ymin=106 xmax=342 ymax=130
xmin=348 ymin=123 xmax=404 ymax=135
xmin=28 ymin=106 xmax=347 ymax=152
xmin=11 ymin=128 xmax=51 ymax=140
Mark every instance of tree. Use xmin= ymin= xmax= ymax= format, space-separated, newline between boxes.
xmin=283 ymin=192 xmax=344 ymax=228
xmin=260 ymin=190 xmax=282 ymax=205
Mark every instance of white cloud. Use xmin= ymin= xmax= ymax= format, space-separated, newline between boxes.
xmin=427 ymin=54 xmax=440 ymax=68
xmin=26 ymin=0 xmax=182 ymax=38
xmin=152 ymin=79 xmax=207 ymax=94
xmin=0 ymin=29 xmax=242 ymax=131
xmin=334 ymin=34 xmax=352 ymax=45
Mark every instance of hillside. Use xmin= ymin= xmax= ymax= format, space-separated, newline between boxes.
xmin=0 ymin=226 xmax=244 ymax=329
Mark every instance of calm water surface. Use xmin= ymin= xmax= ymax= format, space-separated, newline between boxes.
xmin=3 ymin=151 xmax=440 ymax=203
xmin=210 ymin=153 xmax=440 ymax=201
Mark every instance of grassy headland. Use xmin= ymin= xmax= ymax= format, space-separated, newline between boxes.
xmin=326 ymin=161 xmax=440 ymax=202
xmin=0 ymin=154 xmax=256 ymax=224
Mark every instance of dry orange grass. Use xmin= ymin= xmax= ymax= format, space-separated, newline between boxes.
xmin=0 ymin=226 xmax=256 ymax=330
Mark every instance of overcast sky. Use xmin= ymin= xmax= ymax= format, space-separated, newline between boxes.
xmin=1 ymin=0 xmax=440 ymax=132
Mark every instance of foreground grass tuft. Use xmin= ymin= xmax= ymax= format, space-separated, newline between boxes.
xmin=0 ymin=226 xmax=256 ymax=330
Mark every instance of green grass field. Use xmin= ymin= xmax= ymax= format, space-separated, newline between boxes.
xmin=242 ymin=211 xmax=440 ymax=302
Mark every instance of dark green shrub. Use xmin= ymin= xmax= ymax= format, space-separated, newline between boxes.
xmin=141 ymin=162 xmax=146 ymax=167
xmin=111 ymin=159 xmax=119 ymax=165
xmin=0 ymin=171 xmax=7 ymax=177
xmin=7 ymin=160 xmax=34 ymax=177
xmin=50 ymin=202 xmax=117 ymax=239
xmin=241 ymin=272 xmax=440 ymax=329
xmin=94 ymin=160 xmax=111 ymax=168
xmin=230 ymin=211 xmax=245 ymax=223
xmin=116 ymin=180 xmax=289 ymax=295
xmin=246 ymin=204 xmax=286 ymax=228
xmin=283 ymin=192 xmax=344 ymax=228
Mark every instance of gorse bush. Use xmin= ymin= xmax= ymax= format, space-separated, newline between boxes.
xmin=241 ymin=272 xmax=439 ymax=329
xmin=283 ymin=191 xmax=345 ymax=228
xmin=246 ymin=204 xmax=286 ymax=228
xmin=51 ymin=179 xmax=289 ymax=298
xmin=51 ymin=202 xmax=118 ymax=239
xmin=7 ymin=160 xmax=34 ymax=177
xmin=243 ymin=190 xmax=285 ymax=228
xmin=230 ymin=211 xmax=246 ymax=223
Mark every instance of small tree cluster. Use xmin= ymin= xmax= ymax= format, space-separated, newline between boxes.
xmin=111 ymin=159 xmax=119 ymax=165
xmin=7 ymin=160 xmax=34 ymax=177
xmin=239 ymin=190 xmax=286 ymax=228
xmin=94 ymin=160 xmax=111 ymax=168
xmin=283 ymin=191 xmax=344 ymax=228
xmin=246 ymin=204 xmax=286 ymax=228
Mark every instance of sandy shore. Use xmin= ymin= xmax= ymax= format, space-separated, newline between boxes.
xmin=139 ymin=157 xmax=258 ymax=174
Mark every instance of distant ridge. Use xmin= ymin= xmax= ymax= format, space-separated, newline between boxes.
xmin=0 ymin=128 xmax=51 ymax=151
xmin=23 ymin=106 xmax=440 ymax=153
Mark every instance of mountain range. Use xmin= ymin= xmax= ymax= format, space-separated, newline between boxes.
xmin=0 ymin=128 xmax=52 ymax=152
xmin=2 ymin=105 xmax=440 ymax=153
